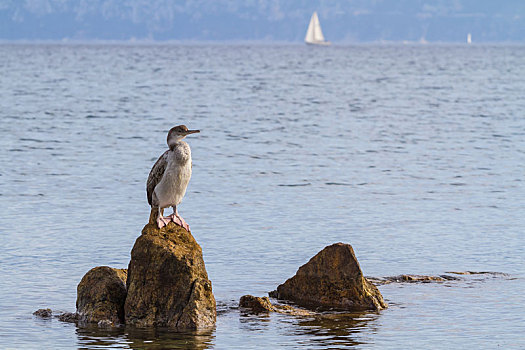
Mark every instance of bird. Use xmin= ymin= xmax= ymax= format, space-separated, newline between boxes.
xmin=147 ymin=125 xmax=200 ymax=230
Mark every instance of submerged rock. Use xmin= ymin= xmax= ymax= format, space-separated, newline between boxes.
xmin=239 ymin=295 xmax=275 ymax=313
xmin=34 ymin=309 xmax=80 ymax=323
xmin=366 ymin=271 xmax=510 ymax=285
xmin=445 ymin=271 xmax=508 ymax=276
xmin=76 ymin=266 xmax=127 ymax=325
xmin=33 ymin=308 xmax=52 ymax=318
xmin=239 ymin=295 xmax=314 ymax=316
xmin=270 ymin=243 xmax=387 ymax=311
xmin=57 ymin=312 xmax=78 ymax=323
xmin=272 ymin=303 xmax=313 ymax=316
xmin=125 ymin=222 xmax=216 ymax=329
xmin=367 ymin=274 xmax=460 ymax=285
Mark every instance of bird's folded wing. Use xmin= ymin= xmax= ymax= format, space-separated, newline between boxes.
xmin=147 ymin=150 xmax=169 ymax=206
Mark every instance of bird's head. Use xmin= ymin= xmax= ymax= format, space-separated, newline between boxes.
xmin=167 ymin=125 xmax=200 ymax=149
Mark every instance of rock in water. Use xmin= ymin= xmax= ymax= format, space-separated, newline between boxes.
xmin=125 ymin=222 xmax=216 ymax=329
xmin=239 ymin=295 xmax=314 ymax=316
xmin=76 ymin=266 xmax=127 ymax=325
xmin=33 ymin=308 xmax=52 ymax=318
xmin=239 ymin=295 xmax=275 ymax=313
xmin=271 ymin=243 xmax=387 ymax=311
xmin=58 ymin=312 xmax=78 ymax=323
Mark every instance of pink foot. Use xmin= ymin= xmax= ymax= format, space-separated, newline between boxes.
xmin=157 ymin=216 xmax=171 ymax=229
xmin=169 ymin=213 xmax=190 ymax=231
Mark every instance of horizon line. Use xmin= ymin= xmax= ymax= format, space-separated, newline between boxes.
xmin=1 ymin=38 xmax=524 ymax=46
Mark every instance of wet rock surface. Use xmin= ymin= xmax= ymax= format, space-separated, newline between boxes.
xmin=367 ymin=271 xmax=509 ymax=285
xmin=445 ymin=271 xmax=509 ymax=276
xmin=97 ymin=319 xmax=113 ymax=328
xmin=239 ymin=295 xmax=275 ymax=313
xmin=367 ymin=274 xmax=460 ymax=285
xmin=33 ymin=308 xmax=52 ymax=318
xmin=239 ymin=295 xmax=313 ymax=316
xmin=272 ymin=303 xmax=314 ymax=316
xmin=124 ymin=222 xmax=216 ymax=329
xmin=57 ymin=312 xmax=78 ymax=323
xmin=76 ymin=266 xmax=128 ymax=325
xmin=271 ymin=243 xmax=387 ymax=311
xmin=33 ymin=309 xmax=79 ymax=323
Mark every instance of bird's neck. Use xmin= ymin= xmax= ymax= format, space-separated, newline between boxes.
xmin=168 ymin=136 xmax=185 ymax=150
xmin=168 ymin=141 xmax=191 ymax=162
xmin=169 ymin=140 xmax=185 ymax=151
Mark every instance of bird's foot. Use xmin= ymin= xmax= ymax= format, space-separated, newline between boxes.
xmin=169 ymin=213 xmax=190 ymax=231
xmin=156 ymin=216 xmax=172 ymax=229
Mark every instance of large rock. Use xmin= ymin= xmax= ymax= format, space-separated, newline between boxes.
xmin=124 ymin=222 xmax=216 ymax=329
xmin=76 ymin=266 xmax=127 ymax=325
xmin=270 ymin=243 xmax=387 ymax=311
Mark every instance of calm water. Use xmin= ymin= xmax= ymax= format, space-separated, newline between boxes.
xmin=1 ymin=43 xmax=524 ymax=349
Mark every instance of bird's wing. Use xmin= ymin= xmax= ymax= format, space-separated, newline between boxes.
xmin=147 ymin=150 xmax=169 ymax=206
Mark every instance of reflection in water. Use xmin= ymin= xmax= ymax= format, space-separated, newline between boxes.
xmin=239 ymin=310 xmax=272 ymax=332
xmin=290 ymin=311 xmax=380 ymax=349
xmin=237 ymin=305 xmax=380 ymax=349
xmin=76 ymin=325 xmax=215 ymax=350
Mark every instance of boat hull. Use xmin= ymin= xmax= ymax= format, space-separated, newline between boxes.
xmin=305 ymin=41 xmax=331 ymax=46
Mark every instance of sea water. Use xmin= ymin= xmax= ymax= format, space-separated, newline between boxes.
xmin=0 ymin=44 xmax=524 ymax=349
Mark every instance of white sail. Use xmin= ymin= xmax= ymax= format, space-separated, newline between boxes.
xmin=305 ymin=13 xmax=316 ymax=43
xmin=305 ymin=11 xmax=330 ymax=45
xmin=312 ymin=12 xmax=325 ymax=42
xmin=467 ymin=33 xmax=472 ymax=44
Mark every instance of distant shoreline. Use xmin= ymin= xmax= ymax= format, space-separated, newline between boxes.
xmin=1 ymin=39 xmax=524 ymax=46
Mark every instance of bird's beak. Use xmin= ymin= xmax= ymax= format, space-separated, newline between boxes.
xmin=185 ymin=129 xmax=200 ymax=135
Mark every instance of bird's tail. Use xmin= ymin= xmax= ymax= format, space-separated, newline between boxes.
xmin=149 ymin=207 xmax=159 ymax=225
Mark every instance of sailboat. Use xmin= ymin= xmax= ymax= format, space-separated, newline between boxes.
xmin=305 ymin=12 xmax=330 ymax=46
xmin=467 ymin=33 xmax=472 ymax=44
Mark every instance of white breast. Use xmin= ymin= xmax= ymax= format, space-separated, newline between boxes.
xmin=154 ymin=142 xmax=192 ymax=209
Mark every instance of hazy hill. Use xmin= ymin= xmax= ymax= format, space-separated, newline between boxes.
xmin=1 ymin=0 xmax=524 ymax=42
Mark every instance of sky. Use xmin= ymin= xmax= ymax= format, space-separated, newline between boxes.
xmin=1 ymin=0 xmax=524 ymax=42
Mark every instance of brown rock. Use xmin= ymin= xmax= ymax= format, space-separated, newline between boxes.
xmin=239 ymin=295 xmax=275 ymax=313
xmin=97 ymin=319 xmax=113 ymax=328
xmin=395 ymin=274 xmax=452 ymax=282
xmin=33 ymin=308 xmax=52 ymax=318
xmin=272 ymin=304 xmax=314 ymax=316
xmin=124 ymin=222 xmax=216 ymax=329
xmin=57 ymin=312 xmax=78 ymax=323
xmin=445 ymin=271 xmax=507 ymax=276
xmin=239 ymin=295 xmax=314 ymax=316
xmin=76 ymin=266 xmax=127 ymax=325
xmin=271 ymin=243 xmax=387 ymax=311
xmin=367 ymin=274 xmax=461 ymax=285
